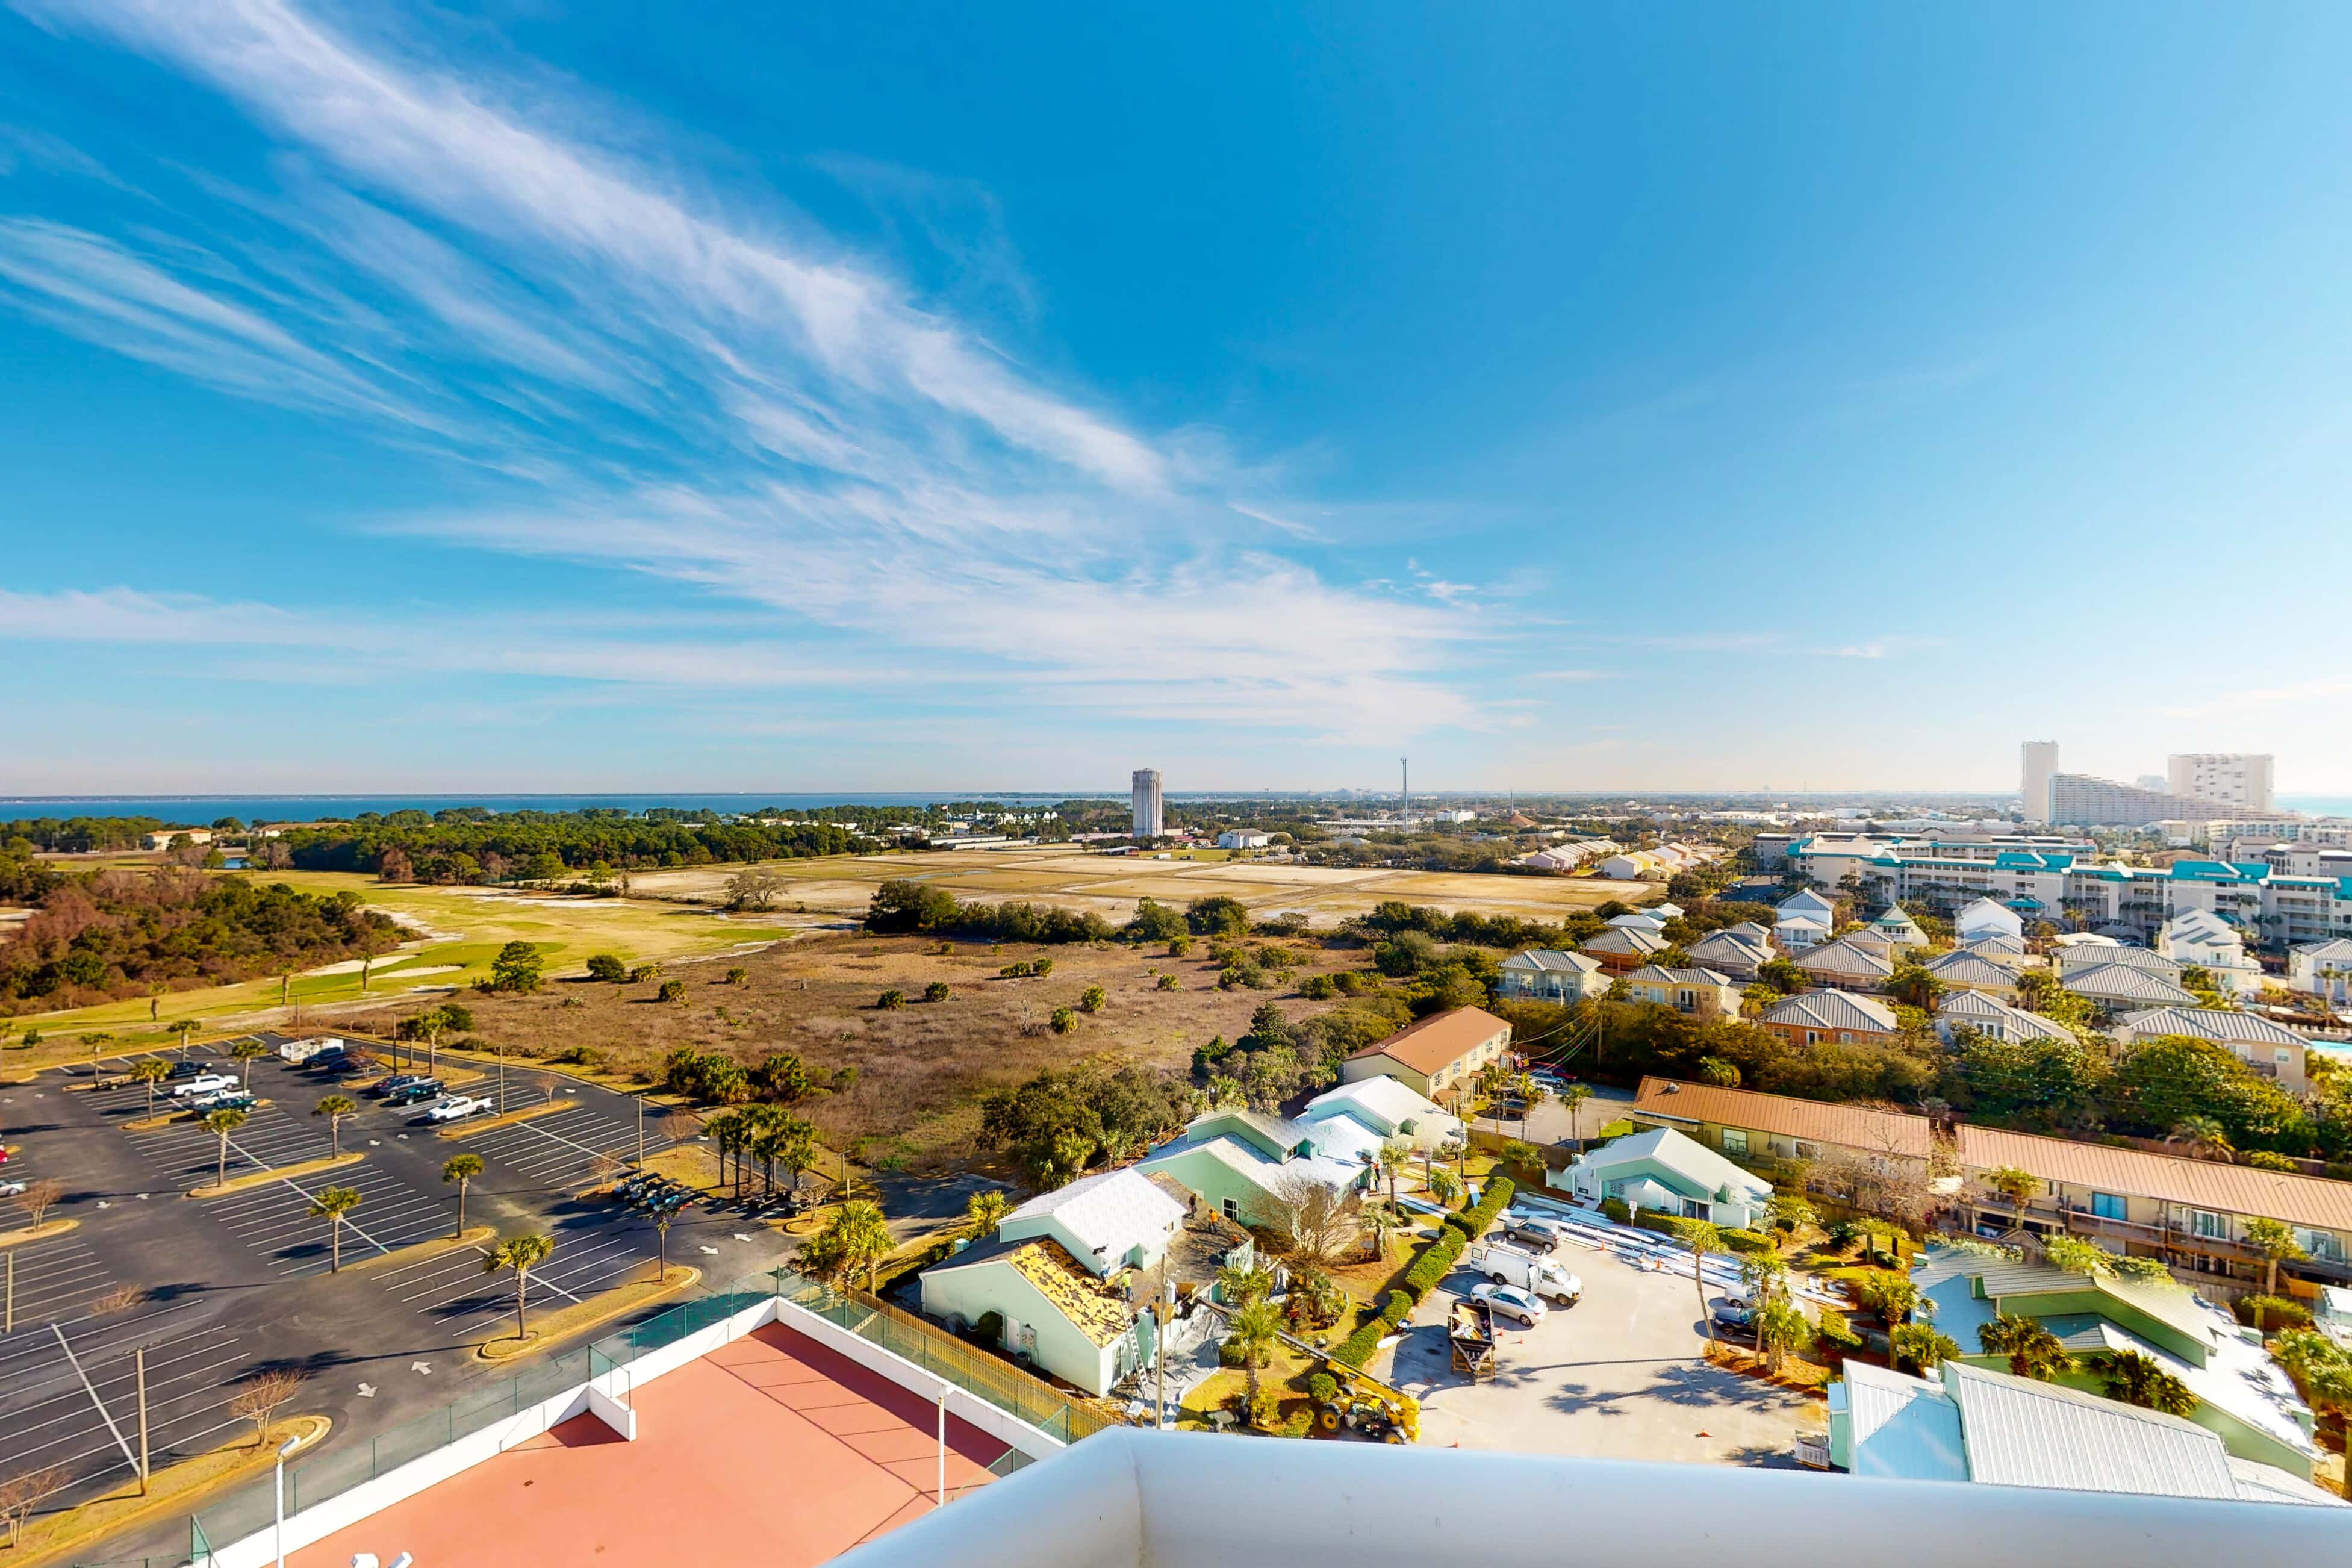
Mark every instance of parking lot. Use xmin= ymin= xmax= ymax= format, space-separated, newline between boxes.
xmin=1395 ymin=1230 xmax=1822 ymax=1466
xmin=0 ymin=1030 xmax=797 ymax=1540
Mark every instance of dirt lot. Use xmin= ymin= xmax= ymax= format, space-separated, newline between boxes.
xmin=629 ymin=847 xmax=1647 ymax=927
xmin=413 ymin=933 xmax=1354 ymax=1173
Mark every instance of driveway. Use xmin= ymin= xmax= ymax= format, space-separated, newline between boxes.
xmin=1389 ymin=1239 xmax=1821 ymax=1467
xmin=1470 ymin=1080 xmax=1630 ymax=1146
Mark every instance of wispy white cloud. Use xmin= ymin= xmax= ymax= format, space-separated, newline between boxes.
xmin=2 ymin=0 xmax=1484 ymax=738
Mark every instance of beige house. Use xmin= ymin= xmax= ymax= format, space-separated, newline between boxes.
xmin=1341 ymin=1007 xmax=1512 ymax=1103
xmin=1621 ymin=965 xmax=1742 ymax=1021
xmin=1757 ymin=989 xmax=1900 ymax=1048
xmin=2108 ymin=1007 xmax=2310 ymax=1094
xmin=1956 ymin=1125 xmax=2352 ymax=1293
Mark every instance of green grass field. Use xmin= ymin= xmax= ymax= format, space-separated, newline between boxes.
xmin=4 ymin=871 xmax=791 ymax=1037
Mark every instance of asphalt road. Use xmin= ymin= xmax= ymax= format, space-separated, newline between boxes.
xmin=0 ymin=1032 xmax=799 ymax=1562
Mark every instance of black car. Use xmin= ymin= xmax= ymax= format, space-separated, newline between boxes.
xmin=384 ymin=1080 xmax=444 ymax=1107
xmin=166 ymin=1059 xmax=211 ymax=1080
xmin=370 ymin=1074 xmax=431 ymax=1098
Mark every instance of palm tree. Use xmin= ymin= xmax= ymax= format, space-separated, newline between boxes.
xmin=1891 ymin=1323 xmax=1961 ymax=1375
xmin=771 ymin=1114 xmax=818 ymax=1202
xmin=1227 ymin=1296 xmax=1284 ymax=1420
xmin=651 ymin=1210 xmax=674 ymax=1284
xmin=804 ymin=1200 xmax=893 ymax=1292
xmin=965 ymin=1189 xmax=1010 ymax=1239
xmin=128 ymin=1057 xmax=172 ymax=1118
xmin=1557 ymin=1081 xmax=1593 ymax=1137
xmin=1427 ymin=1168 xmax=1463 ymax=1209
xmin=1981 ymin=1165 xmax=2039 ymax=1216
xmin=2098 ymin=1349 xmax=2197 ymax=1416
xmin=2165 ymin=1115 xmax=2233 ymax=1162
xmin=441 ymin=1154 xmax=484 ymax=1237
xmin=482 ymin=1233 xmax=556 ymax=1340
xmin=229 ymin=1038 xmax=268 ymax=1089
xmin=1754 ymin=1298 xmax=1814 ymax=1374
xmin=2244 ymin=1217 xmax=2306 ymax=1301
xmin=313 ymin=1095 xmax=358 ymax=1157
xmin=1669 ymin=1217 xmax=1726 ymax=1342
xmin=200 ymin=1107 xmax=249 ymax=1189
xmin=310 ymin=1186 xmax=364 ymax=1272
xmin=706 ymin=1111 xmax=745 ymax=1199
xmin=1740 ymin=1249 xmax=1790 ymax=1306
xmin=1977 ymin=1313 xmax=2073 ymax=1381
xmin=1376 ymin=1139 xmax=1411 ymax=1209
xmin=1512 ymin=1074 xmax=1545 ymax=1140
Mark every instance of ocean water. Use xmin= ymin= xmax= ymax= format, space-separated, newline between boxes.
xmin=0 ymin=792 xmax=1110 ymax=826
xmin=2280 ymin=796 xmax=2352 ymax=818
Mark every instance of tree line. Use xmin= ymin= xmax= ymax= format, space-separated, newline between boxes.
xmin=0 ymin=862 xmax=405 ymax=1013
xmin=282 ymin=809 xmax=876 ymax=884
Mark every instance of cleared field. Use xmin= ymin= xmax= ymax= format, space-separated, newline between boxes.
xmin=426 ymin=931 xmax=1355 ymax=1173
xmin=630 ymin=847 xmax=1644 ymax=926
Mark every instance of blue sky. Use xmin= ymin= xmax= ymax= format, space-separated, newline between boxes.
xmin=4 ymin=3 xmax=2350 ymax=795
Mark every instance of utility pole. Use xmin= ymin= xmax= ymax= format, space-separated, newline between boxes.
xmin=1154 ymin=1273 xmax=1172 ymax=1429
xmin=136 ymin=1346 xmax=150 ymax=1496
xmin=5 ymin=1251 xmax=12 ymax=1335
xmin=636 ymin=1095 xmax=646 ymax=1165
xmin=1399 ymin=757 xmax=1409 ymax=829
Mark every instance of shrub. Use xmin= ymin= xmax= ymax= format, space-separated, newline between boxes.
xmin=1815 ymin=1306 xmax=1864 ymax=1364
xmin=1277 ymin=1406 xmax=1314 ymax=1439
xmin=1402 ymin=1231 xmax=1466 ymax=1301
xmin=628 ymin=965 xmax=659 ymax=983
xmin=1299 ymin=974 xmax=1337 ymax=1000
xmin=584 ymin=953 xmax=626 ymax=982
xmin=1000 ymin=962 xmax=1033 ymax=979
xmin=726 ymin=966 xmax=748 ymax=985
xmin=1080 ymin=986 xmax=1107 ymax=1013
xmin=1307 ymin=1372 xmax=1339 ymax=1404
xmin=1600 ymin=1196 xmax=1631 ymax=1225
xmin=1248 ymin=1388 xmax=1283 ymax=1430
xmin=1719 ymin=1228 xmax=1775 ymax=1255
xmin=2246 ymin=1150 xmax=2300 ymax=1172
xmin=1156 ymin=974 xmax=1179 ymax=991
xmin=1050 ymin=1007 xmax=1078 ymax=1035
xmin=1631 ymin=1211 xmax=1682 ymax=1238
xmin=1032 ymin=957 xmax=1055 ymax=978
xmin=656 ymin=979 xmax=687 ymax=1003
xmin=1446 ymin=1177 xmax=1514 ymax=1242
xmin=2233 ymin=1295 xmax=2313 ymax=1332
xmin=1168 ymin=937 xmax=1192 ymax=958
xmin=878 ymin=988 xmax=906 ymax=1010
xmin=973 ymin=1311 xmax=1004 ymax=1345
xmin=924 ymin=980 xmax=951 ymax=1003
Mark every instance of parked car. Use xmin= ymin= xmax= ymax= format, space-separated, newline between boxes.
xmin=1527 ymin=1066 xmax=1575 ymax=1090
xmin=166 ymin=1060 xmax=211 ymax=1081
xmin=384 ymin=1080 xmax=445 ymax=1108
xmin=1470 ymin=1282 xmax=1548 ymax=1328
xmin=1466 ymin=1242 xmax=1582 ymax=1306
xmin=1500 ymin=1213 xmax=1570 ymax=1252
xmin=413 ymin=1094 xmax=491 ymax=1125
xmin=169 ymin=1074 xmax=237 ymax=1098
xmin=0 ymin=1177 xmax=26 ymax=1198
xmin=1709 ymin=1298 xmax=1757 ymax=1336
xmin=370 ymin=1074 xmax=433 ymax=1099
xmin=188 ymin=1090 xmax=258 ymax=1111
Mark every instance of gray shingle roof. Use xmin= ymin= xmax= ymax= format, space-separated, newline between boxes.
xmin=1502 ymin=948 xmax=1602 ymax=974
xmin=1797 ymin=939 xmax=1895 ymax=979
xmin=2115 ymin=1006 xmax=2307 ymax=1047
xmin=1760 ymin=988 xmax=1898 ymax=1034
xmin=1923 ymin=951 xmax=2018 ymax=990
xmin=1937 ymin=989 xmax=2077 ymax=1042
xmin=2065 ymin=963 xmax=2199 ymax=1006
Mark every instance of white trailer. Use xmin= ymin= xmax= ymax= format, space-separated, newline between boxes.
xmin=276 ymin=1036 xmax=345 ymax=1062
xmin=1466 ymin=1241 xmax=1582 ymax=1305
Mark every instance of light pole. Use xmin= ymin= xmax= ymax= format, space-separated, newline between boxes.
xmin=273 ymin=1431 xmax=302 ymax=1568
xmin=636 ymin=1095 xmax=646 ymax=1165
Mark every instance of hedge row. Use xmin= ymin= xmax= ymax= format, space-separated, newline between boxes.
xmin=1446 ymin=1177 xmax=1515 ymax=1242
xmin=1331 ymin=1178 xmax=1517 ymax=1369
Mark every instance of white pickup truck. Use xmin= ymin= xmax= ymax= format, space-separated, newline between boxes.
xmin=1466 ymin=1241 xmax=1583 ymax=1306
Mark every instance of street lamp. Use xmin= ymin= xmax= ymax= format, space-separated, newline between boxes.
xmin=273 ymin=1431 xmax=302 ymax=1568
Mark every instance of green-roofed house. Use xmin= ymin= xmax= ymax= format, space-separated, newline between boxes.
xmin=1911 ymin=1246 xmax=2321 ymax=1482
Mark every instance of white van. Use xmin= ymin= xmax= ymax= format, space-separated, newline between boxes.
xmin=1466 ymin=1241 xmax=1582 ymax=1306
xmin=276 ymin=1036 xmax=344 ymax=1063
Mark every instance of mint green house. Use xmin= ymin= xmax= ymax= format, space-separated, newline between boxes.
xmin=1135 ymin=1109 xmax=1369 ymax=1230
xmin=1552 ymin=1125 xmax=1770 ymax=1228
xmin=1911 ymin=1247 xmax=2319 ymax=1481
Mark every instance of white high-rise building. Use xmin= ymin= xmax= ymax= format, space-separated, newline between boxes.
xmin=2168 ymin=753 xmax=2274 ymax=812
xmin=1130 ymin=768 xmax=1164 ymax=838
xmin=2020 ymin=741 xmax=2058 ymax=824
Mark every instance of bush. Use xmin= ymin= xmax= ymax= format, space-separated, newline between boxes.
xmin=1631 ymin=1211 xmax=1682 ymax=1238
xmin=1050 ymin=1007 xmax=1078 ymax=1035
xmin=877 ymin=988 xmax=906 ymax=1010
xmin=656 ymin=979 xmax=687 ymax=1003
xmin=1333 ymin=1289 xmax=1416 ymax=1367
xmin=1168 ymin=937 xmax=1193 ymax=958
xmin=1307 ymin=1372 xmax=1339 ymax=1403
xmin=924 ymin=981 xmax=951 ymax=1003
xmin=1600 ymin=1196 xmax=1631 ymax=1225
xmin=973 ymin=1311 xmax=1004 ymax=1345
xmin=2246 ymin=1151 xmax=2300 ymax=1172
xmin=1815 ymin=1306 xmax=1864 ymax=1364
xmin=1719 ymin=1228 xmax=1775 ymax=1255
xmin=628 ymin=963 xmax=659 ymax=982
xmin=1402 ymin=1231 xmax=1466 ymax=1301
xmin=2233 ymin=1295 xmax=2313 ymax=1332
xmin=584 ymin=953 xmax=626 ymax=982
xmin=1277 ymin=1406 xmax=1314 ymax=1439
xmin=1032 ymin=957 xmax=1055 ymax=978
xmin=1000 ymin=961 xmax=1033 ymax=979
xmin=1248 ymin=1388 xmax=1283 ymax=1430
xmin=1298 ymin=973 xmax=1337 ymax=1000
xmin=1156 ymin=974 xmax=1179 ymax=991
xmin=1080 ymin=986 xmax=1107 ymax=1013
